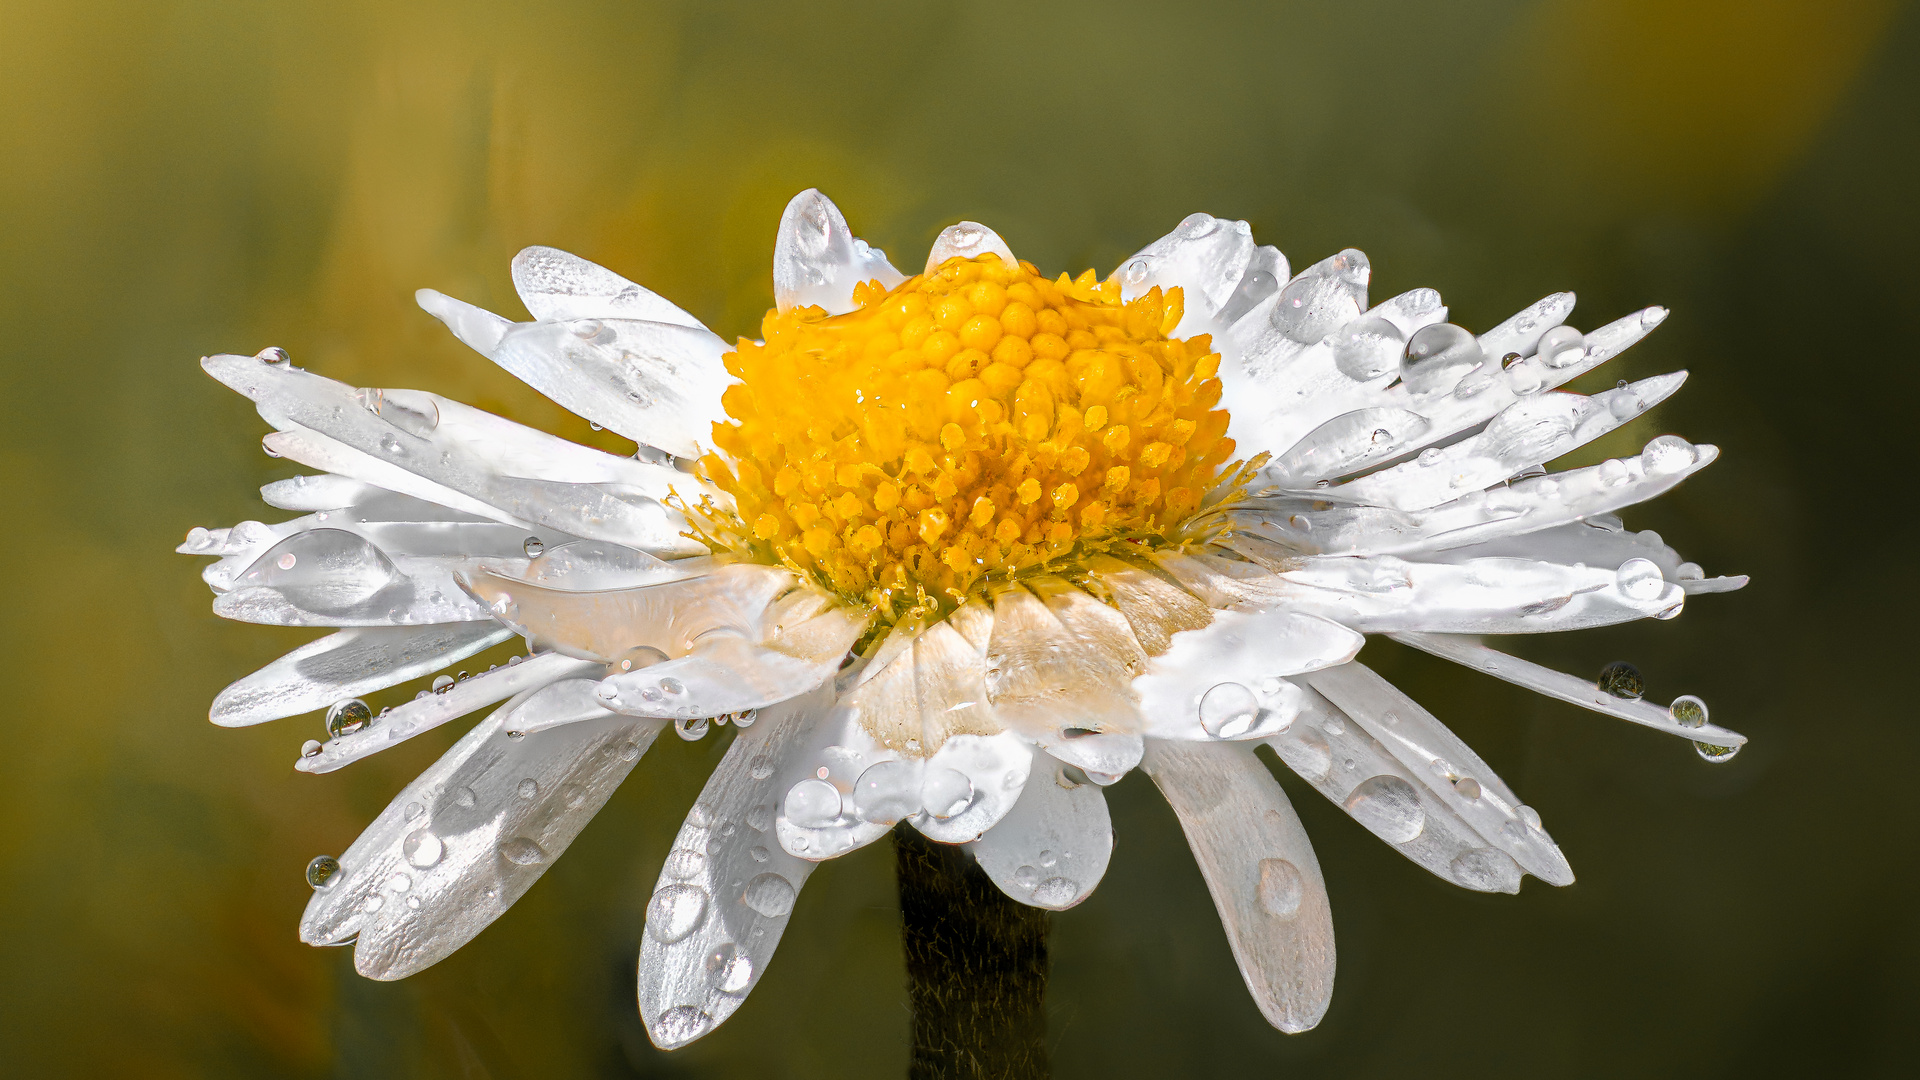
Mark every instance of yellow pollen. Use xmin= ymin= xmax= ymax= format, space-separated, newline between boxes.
xmin=697 ymin=253 xmax=1238 ymax=617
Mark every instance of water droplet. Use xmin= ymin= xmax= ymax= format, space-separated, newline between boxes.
xmin=426 ymin=674 xmax=452 ymax=695
xmin=618 ymin=741 xmax=641 ymax=761
xmin=387 ymin=872 xmax=411 ymax=893
xmin=379 ymin=433 xmax=404 ymax=456
xmin=1401 ymin=323 xmax=1486 ymax=395
xmin=402 ymin=829 xmax=443 ymax=868
xmin=559 ymin=782 xmax=587 ymax=810
xmin=1597 ymin=661 xmax=1644 ymax=700
xmin=1453 ymin=776 xmax=1483 ymax=800
xmin=522 ymin=536 xmax=545 ymax=558
xmin=1597 ymin=458 xmax=1629 ymax=486
xmin=749 ymin=756 xmax=774 ymax=781
xmin=363 ymin=895 xmax=384 ymax=913
xmin=1616 ymin=558 xmax=1665 ymax=600
xmin=646 ymin=882 xmax=711 ymax=943
xmin=501 ymin=837 xmax=547 ymax=865
xmin=675 ymin=715 xmax=710 ymax=742
xmin=732 ymin=708 xmax=758 ymax=729
xmin=1517 ymin=805 xmax=1542 ymax=830
xmin=306 ymin=855 xmax=341 ymax=888
xmin=920 ymin=768 xmax=973 ymax=819
xmin=570 ymin=319 xmax=604 ymax=339
xmin=660 ymin=677 xmax=686 ymax=696
xmin=750 ymin=845 xmax=770 ymax=862
xmin=516 ymin=778 xmax=539 ymax=800
xmin=1694 ymin=741 xmax=1739 ymax=764
xmin=1014 ymin=865 xmax=1039 ymax=888
xmin=400 ymin=802 xmax=422 ymax=822
xmin=1331 ymin=315 xmax=1405 ymax=381
xmin=1669 ymin=695 xmax=1708 ymax=729
xmin=301 ymin=740 xmax=323 ymax=759
xmin=1256 ymin=858 xmax=1303 ymax=918
xmin=847 ymin=760 xmax=918 ymax=824
xmin=1039 ymin=849 xmax=1057 ymax=868
xmin=1032 ymin=878 xmax=1079 ymax=907
xmin=256 ymin=346 xmax=290 ymax=365
xmin=1418 ymin=447 xmax=1443 ymax=467
xmin=325 ymin=699 xmax=372 ymax=739
xmin=1198 ymin=682 xmax=1261 ymax=738
xmin=743 ymin=872 xmax=796 ymax=917
xmin=1344 ymin=775 xmax=1426 ymax=843
xmin=652 ymin=1006 xmax=712 ymax=1047
xmin=1641 ymin=306 xmax=1667 ymax=330
xmin=1641 ymin=434 xmax=1696 ymax=475
xmin=663 ymin=847 xmax=706 ymax=879
xmin=405 ymin=895 xmax=422 ymax=910
xmin=1534 ymin=325 xmax=1584 ymax=368
xmin=1450 ymin=848 xmax=1521 ymax=891
xmin=784 ymin=778 xmax=842 ymax=828
xmin=707 ymin=942 xmax=755 ymax=994
xmin=277 ymin=551 xmax=297 ymax=570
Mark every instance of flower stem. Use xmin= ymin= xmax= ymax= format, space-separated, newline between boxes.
xmin=894 ymin=824 xmax=1050 ymax=1080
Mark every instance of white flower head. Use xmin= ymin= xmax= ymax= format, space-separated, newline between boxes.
xmin=184 ymin=189 xmax=1747 ymax=1049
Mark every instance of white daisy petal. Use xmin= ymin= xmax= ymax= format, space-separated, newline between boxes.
xmin=459 ymin=562 xmax=784 ymax=662
xmin=1303 ymin=662 xmax=1574 ymax=885
xmin=924 ymin=221 xmax=1016 ymax=276
xmin=299 ymin=653 xmax=602 ymax=772
xmin=259 ymin=473 xmax=379 ymax=512
xmin=508 ymin=246 xmax=707 ymax=329
xmin=772 ymin=188 xmax=906 ymax=315
xmin=638 ymin=684 xmax=835 ymax=1050
xmin=1082 ymin=554 xmax=1215 ymax=657
xmin=211 ymin=531 xmax=496 ymax=626
xmin=487 ymin=317 xmax=736 ymax=460
xmin=1336 ymin=373 xmax=1687 ymax=510
xmin=1265 ymin=688 xmax=1531 ymax=893
xmin=211 ymin=623 xmax=512 ymax=727
xmin=1132 ymin=610 xmax=1360 ymax=741
xmin=969 ymin=755 xmax=1112 ymax=910
xmin=1476 ymin=291 xmax=1576 ymax=363
xmin=1389 ymin=632 xmax=1747 ymax=747
xmin=300 ymin=698 xmax=666 ymax=978
xmin=1263 ymin=406 xmax=1433 ymax=486
xmin=1113 ymin=213 xmax=1256 ymax=327
xmin=1143 ymin=739 xmax=1335 ymax=1033
xmin=985 ymin=580 xmax=1147 ymax=777
xmin=414 ymin=288 xmax=514 ymax=357
xmin=1426 ymin=519 xmax=1698 ymax=582
xmin=1277 ymin=554 xmax=1682 ymax=633
xmin=263 ymin=427 xmax=528 ymax=528
xmin=494 ymin=676 xmax=620 ymax=738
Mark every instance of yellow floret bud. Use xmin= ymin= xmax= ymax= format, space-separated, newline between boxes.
xmin=1016 ymin=477 xmax=1042 ymax=504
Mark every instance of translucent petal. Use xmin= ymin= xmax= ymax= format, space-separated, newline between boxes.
xmin=1303 ymin=663 xmax=1573 ymax=885
xmin=637 ymin=684 xmax=835 ymax=1049
xmin=259 ymin=474 xmax=378 ymax=512
xmin=907 ymin=732 xmax=1033 ymax=844
xmin=202 ymin=353 xmax=699 ymax=552
xmin=1264 ymin=687 xmax=1529 ymax=894
xmin=969 ymin=755 xmax=1112 ymax=910
xmin=300 ymin=700 xmax=666 ymax=979
xmin=1223 ymin=438 xmax=1720 ymax=558
xmin=460 ymin=562 xmax=786 ymax=662
xmin=772 ymin=189 xmax=906 ymax=315
xmin=1133 ymin=610 xmax=1360 ymax=741
xmin=923 ymin=221 xmax=1017 ymax=276
xmin=509 ymin=246 xmax=705 ymax=329
xmin=212 ymin=623 xmax=512 ymax=727
xmin=1081 ymin=554 xmax=1213 ymax=657
xmin=1389 ymin=632 xmax=1747 ymax=747
xmin=984 ymin=580 xmax=1147 ymax=775
xmin=514 ymin=540 xmax=693 ymax=592
xmin=1335 ymin=374 xmax=1687 ymax=510
xmin=487 ymin=318 xmax=736 ymax=460
xmin=1112 ymin=213 xmax=1256 ymax=326
xmin=1142 ymin=740 xmax=1335 ymax=1033
xmin=414 ymin=288 xmax=513 ymax=357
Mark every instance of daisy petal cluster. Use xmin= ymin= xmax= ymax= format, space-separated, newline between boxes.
xmin=183 ymin=189 xmax=1746 ymax=1048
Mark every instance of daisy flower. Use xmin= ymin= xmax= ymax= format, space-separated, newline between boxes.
xmin=183 ymin=189 xmax=1747 ymax=1049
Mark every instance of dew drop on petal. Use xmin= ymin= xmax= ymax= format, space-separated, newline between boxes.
xmin=522 ymin=536 xmax=545 ymax=558
xmin=301 ymin=740 xmax=323 ymax=759
xmin=646 ymin=883 xmax=711 ymax=943
xmin=501 ymin=837 xmax=547 ymax=865
xmin=405 ymin=895 xmax=421 ymax=910
xmin=618 ymin=741 xmax=641 ymax=762
xmin=363 ymin=895 xmax=384 ymax=913
xmin=1449 ymin=848 xmax=1521 ymax=891
xmin=517 ymin=778 xmax=539 ymax=799
xmin=1198 ymin=682 xmax=1261 ymax=738
xmin=1331 ymin=315 xmax=1405 ymax=381
xmin=386 ymin=873 xmax=411 ymax=893
xmin=707 ymin=942 xmax=755 ymax=994
xmin=1453 ymin=776 xmax=1482 ymax=800
xmin=653 ymin=1006 xmax=712 ymax=1046
xmin=325 ymin=698 xmax=372 ymax=739
xmin=784 ymin=778 xmax=842 ymax=828
xmin=257 ymin=346 xmax=290 ymax=365
xmin=1256 ymin=858 xmax=1303 ymax=918
xmin=1534 ymin=325 xmax=1584 ymax=368
xmin=306 ymin=855 xmax=341 ymax=888
xmin=1694 ymin=741 xmax=1740 ymax=764
xmin=743 ymin=872 xmax=796 ymax=917
xmin=1598 ymin=458 xmax=1629 ymax=486
xmin=1670 ymin=695 xmax=1708 ymax=729
xmin=852 ymin=760 xmax=920 ymax=824
xmin=277 ymin=551 xmax=297 ymax=570
xmin=1401 ymin=323 xmax=1485 ymax=395
xmin=746 ymin=804 xmax=772 ymax=831
xmin=1517 ymin=804 xmax=1543 ymax=830
xmin=1641 ymin=434 xmax=1697 ymax=475
xmin=921 ymin=768 xmax=974 ymax=819
xmin=1598 ymin=661 xmax=1644 ymax=700
xmin=1032 ymin=878 xmax=1079 ymax=907
xmin=750 ymin=845 xmax=770 ymax=862
xmin=1616 ymin=558 xmax=1665 ymax=600
xmin=1344 ymin=775 xmax=1426 ymax=843
xmin=560 ymin=782 xmax=587 ymax=810
xmin=402 ymin=829 xmax=443 ymax=869
xmin=1014 ymin=865 xmax=1039 ymax=888
xmin=675 ymin=715 xmax=711 ymax=742
xmin=749 ymin=756 xmax=775 ymax=781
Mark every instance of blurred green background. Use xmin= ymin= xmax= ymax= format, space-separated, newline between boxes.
xmin=3 ymin=0 xmax=1915 ymax=1076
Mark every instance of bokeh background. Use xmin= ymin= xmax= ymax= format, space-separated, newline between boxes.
xmin=3 ymin=1 xmax=1916 ymax=1076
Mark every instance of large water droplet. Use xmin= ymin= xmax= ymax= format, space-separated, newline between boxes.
xmin=257 ymin=346 xmax=290 ymax=365
xmin=325 ymin=698 xmax=372 ymax=739
xmin=1641 ymin=434 xmax=1696 ymax=475
xmin=1344 ymin=775 xmax=1426 ymax=843
xmin=742 ymin=872 xmax=796 ymax=917
xmin=707 ymin=942 xmax=755 ymax=994
xmin=1014 ymin=865 xmax=1039 ymax=888
xmin=675 ymin=715 xmax=711 ymax=742
xmin=1694 ymin=741 xmax=1739 ymax=764
xmin=301 ymin=740 xmax=323 ymax=759
xmin=1616 ymin=558 xmax=1665 ymax=600
xmin=663 ymin=847 xmax=706 ymax=879
xmin=500 ymin=837 xmax=547 ymax=865
xmin=306 ymin=855 xmax=341 ymax=888
xmin=852 ymin=760 xmax=920 ymax=824
xmin=647 ymin=883 xmax=711 ymax=943
xmin=652 ymin=1005 xmax=713 ymax=1047
xmin=431 ymin=674 xmax=455 ymax=694
xmin=920 ymin=768 xmax=974 ymax=819
xmin=1597 ymin=661 xmax=1643 ymax=700
xmin=784 ymin=778 xmax=842 ymax=828
xmin=1198 ymin=682 xmax=1261 ymax=738
xmin=1032 ymin=878 xmax=1080 ymax=907
xmin=1449 ymin=848 xmax=1521 ymax=891
xmin=1401 ymin=323 xmax=1485 ymax=395
xmin=1597 ymin=458 xmax=1629 ymax=486
xmin=522 ymin=536 xmax=545 ymax=558
xmin=386 ymin=872 xmax=412 ymax=893
xmin=402 ymin=829 xmax=443 ymax=868
xmin=1331 ymin=315 xmax=1405 ymax=381
xmin=1534 ymin=325 xmax=1584 ymax=368
xmin=1256 ymin=857 xmax=1303 ymax=918
xmin=1453 ymin=776 xmax=1483 ymax=800
xmin=1669 ymin=695 xmax=1708 ymax=729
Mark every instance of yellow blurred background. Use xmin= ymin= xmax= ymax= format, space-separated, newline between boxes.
xmin=2 ymin=2 xmax=1915 ymax=1077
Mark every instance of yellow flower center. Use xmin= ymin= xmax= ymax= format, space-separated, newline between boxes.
xmin=698 ymin=254 xmax=1239 ymax=620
